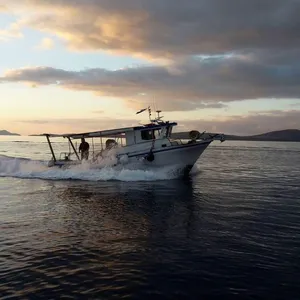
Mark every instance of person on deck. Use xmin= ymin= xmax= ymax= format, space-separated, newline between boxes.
xmin=79 ymin=138 xmax=90 ymax=160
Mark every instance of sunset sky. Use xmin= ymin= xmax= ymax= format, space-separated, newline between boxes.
xmin=1 ymin=0 xmax=300 ymax=135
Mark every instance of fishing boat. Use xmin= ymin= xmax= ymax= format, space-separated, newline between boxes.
xmin=44 ymin=108 xmax=225 ymax=176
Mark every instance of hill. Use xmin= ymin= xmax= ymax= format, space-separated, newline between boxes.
xmin=172 ymin=129 xmax=300 ymax=142
xmin=0 ymin=130 xmax=20 ymax=136
xmin=226 ymin=129 xmax=300 ymax=142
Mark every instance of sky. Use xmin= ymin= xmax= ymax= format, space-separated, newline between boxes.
xmin=0 ymin=0 xmax=300 ymax=135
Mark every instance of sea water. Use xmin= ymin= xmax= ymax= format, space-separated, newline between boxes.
xmin=0 ymin=136 xmax=300 ymax=299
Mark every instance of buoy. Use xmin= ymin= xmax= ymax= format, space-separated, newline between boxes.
xmin=145 ymin=151 xmax=155 ymax=162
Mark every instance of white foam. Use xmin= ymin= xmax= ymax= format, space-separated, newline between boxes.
xmin=0 ymin=155 xmax=180 ymax=182
xmin=190 ymin=164 xmax=201 ymax=175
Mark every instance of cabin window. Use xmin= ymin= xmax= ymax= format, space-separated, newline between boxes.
xmin=141 ymin=129 xmax=162 ymax=140
xmin=154 ymin=129 xmax=161 ymax=139
xmin=141 ymin=130 xmax=154 ymax=140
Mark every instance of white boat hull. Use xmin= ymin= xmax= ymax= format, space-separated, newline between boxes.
xmin=127 ymin=141 xmax=210 ymax=172
xmin=49 ymin=141 xmax=211 ymax=176
xmin=129 ymin=142 xmax=210 ymax=167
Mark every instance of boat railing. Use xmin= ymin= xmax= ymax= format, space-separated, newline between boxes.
xmin=59 ymin=152 xmax=74 ymax=161
xmin=168 ymin=138 xmax=184 ymax=146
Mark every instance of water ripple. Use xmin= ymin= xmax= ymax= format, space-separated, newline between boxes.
xmin=1 ymin=141 xmax=300 ymax=298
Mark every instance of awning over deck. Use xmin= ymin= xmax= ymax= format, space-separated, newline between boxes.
xmin=43 ymin=122 xmax=178 ymax=139
xmin=43 ymin=127 xmax=134 ymax=139
xmin=63 ymin=127 xmax=134 ymax=139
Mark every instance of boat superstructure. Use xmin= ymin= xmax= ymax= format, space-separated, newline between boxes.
xmin=44 ymin=108 xmax=225 ymax=176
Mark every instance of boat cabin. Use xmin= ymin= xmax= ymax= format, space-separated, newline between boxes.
xmin=44 ymin=121 xmax=177 ymax=165
xmin=124 ymin=122 xmax=175 ymax=145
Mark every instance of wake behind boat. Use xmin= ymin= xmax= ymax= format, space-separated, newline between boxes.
xmin=44 ymin=108 xmax=225 ymax=176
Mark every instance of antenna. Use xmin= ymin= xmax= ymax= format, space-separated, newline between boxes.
xmin=152 ymin=98 xmax=156 ymax=118
xmin=156 ymin=110 xmax=164 ymax=123
xmin=136 ymin=108 xmax=147 ymax=114
xmin=148 ymin=106 xmax=152 ymax=122
xmin=136 ymin=105 xmax=165 ymax=124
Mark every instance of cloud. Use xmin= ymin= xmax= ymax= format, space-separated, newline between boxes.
xmin=1 ymin=1 xmax=300 ymax=114
xmin=1 ymin=55 xmax=300 ymax=111
xmin=36 ymin=37 xmax=54 ymax=50
xmin=17 ymin=120 xmax=49 ymax=125
xmin=1 ymin=0 xmax=300 ymax=59
xmin=17 ymin=117 xmax=140 ymax=134
xmin=290 ymin=102 xmax=300 ymax=108
xmin=16 ymin=110 xmax=300 ymax=136
xmin=178 ymin=110 xmax=300 ymax=135
xmin=0 ymin=21 xmax=23 ymax=41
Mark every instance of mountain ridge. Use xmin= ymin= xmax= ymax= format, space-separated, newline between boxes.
xmin=172 ymin=129 xmax=300 ymax=142
xmin=0 ymin=130 xmax=20 ymax=136
xmin=11 ymin=129 xmax=300 ymax=141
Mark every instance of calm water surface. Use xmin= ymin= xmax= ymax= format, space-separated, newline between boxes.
xmin=0 ymin=137 xmax=300 ymax=299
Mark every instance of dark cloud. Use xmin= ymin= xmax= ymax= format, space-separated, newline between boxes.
xmin=3 ymin=0 xmax=300 ymax=58
xmin=2 ymin=0 xmax=300 ymax=113
xmin=17 ymin=117 xmax=140 ymax=134
xmin=178 ymin=110 xmax=300 ymax=135
xmin=17 ymin=110 xmax=300 ymax=136
xmin=22 ymin=117 xmax=136 ymax=128
xmin=1 ymin=56 xmax=300 ymax=111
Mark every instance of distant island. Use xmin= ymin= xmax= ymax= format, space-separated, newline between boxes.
xmin=172 ymin=129 xmax=300 ymax=142
xmin=29 ymin=134 xmax=61 ymax=137
xmin=0 ymin=130 xmax=20 ymax=136
xmin=29 ymin=129 xmax=300 ymax=142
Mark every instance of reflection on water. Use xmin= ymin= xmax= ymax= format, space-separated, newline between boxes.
xmin=1 ymin=177 xmax=300 ymax=299
xmin=1 ymin=140 xmax=300 ymax=298
xmin=1 ymin=179 xmax=202 ymax=299
xmin=45 ymin=179 xmax=197 ymax=246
